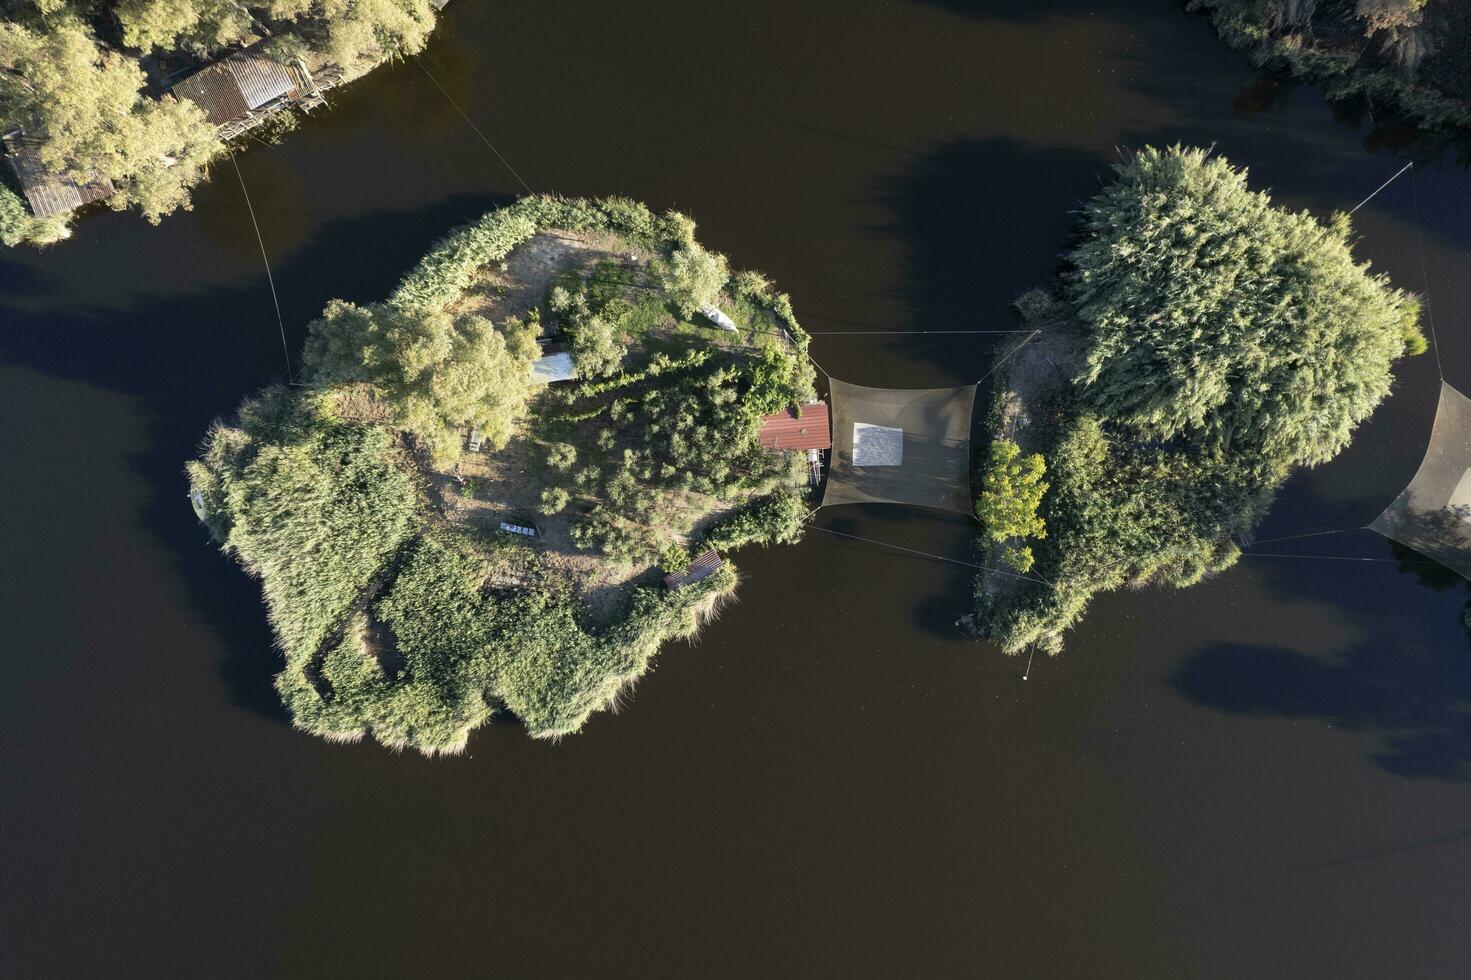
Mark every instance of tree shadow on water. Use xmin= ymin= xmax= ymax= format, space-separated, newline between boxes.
xmin=1172 ymin=538 xmax=1471 ymax=781
xmin=0 ymin=192 xmax=505 ymax=722
xmin=870 ymin=136 xmax=1105 ymax=379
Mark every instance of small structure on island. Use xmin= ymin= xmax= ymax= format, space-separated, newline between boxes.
xmin=821 ymin=379 xmax=977 ymax=515
xmin=530 ymin=350 xmax=578 ymax=384
xmin=700 ymin=304 xmax=739 ymax=332
xmin=168 ymin=45 xmax=311 ymax=139
xmin=663 ymin=549 xmax=724 ymax=590
xmin=2 ymin=129 xmax=114 ymax=218
xmin=759 ymin=400 xmax=831 ymax=486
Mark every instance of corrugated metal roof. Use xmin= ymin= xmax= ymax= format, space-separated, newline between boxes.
xmin=663 ymin=549 xmax=723 ymax=590
xmin=2 ymin=129 xmax=114 ymax=218
xmin=170 ymin=46 xmax=300 ymax=126
xmin=758 ymin=402 xmax=831 ymax=451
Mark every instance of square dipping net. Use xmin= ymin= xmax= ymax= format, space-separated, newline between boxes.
xmin=822 ymin=379 xmax=977 ymax=514
xmin=1371 ymin=381 xmax=1471 ymax=580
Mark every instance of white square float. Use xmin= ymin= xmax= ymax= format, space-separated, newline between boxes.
xmin=852 ymin=423 xmax=903 ymax=466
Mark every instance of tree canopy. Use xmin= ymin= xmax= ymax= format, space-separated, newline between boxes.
xmin=0 ymin=2 xmax=442 ymax=240
xmin=975 ymin=439 xmax=1047 ymax=573
xmin=0 ymin=18 xmax=220 ymax=221
xmin=303 ymin=300 xmax=540 ymax=462
xmin=973 ymin=146 xmax=1424 ymax=653
xmin=1067 ymin=145 xmax=1423 ymax=471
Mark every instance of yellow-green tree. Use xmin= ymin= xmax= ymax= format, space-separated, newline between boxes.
xmin=976 ymin=439 xmax=1047 ymax=572
xmin=0 ymin=19 xmax=220 ymax=222
xmin=303 ymin=300 xmax=540 ymax=464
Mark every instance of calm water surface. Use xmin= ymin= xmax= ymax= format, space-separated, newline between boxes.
xmin=4 ymin=2 xmax=1471 ymax=976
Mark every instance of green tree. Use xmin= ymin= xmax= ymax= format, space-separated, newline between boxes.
xmin=538 ymin=486 xmax=570 ymax=515
xmin=975 ymin=440 xmax=1047 ymax=573
xmin=1068 ymin=145 xmax=1424 ymax=471
xmin=303 ymin=300 xmax=540 ymax=462
xmin=658 ymin=243 xmax=729 ymax=318
xmin=567 ymin=311 xmax=626 ymax=378
xmin=115 ymin=0 xmax=255 ymax=54
xmin=545 ymin=442 xmax=577 ymax=471
xmin=0 ymin=19 xmax=220 ymax=222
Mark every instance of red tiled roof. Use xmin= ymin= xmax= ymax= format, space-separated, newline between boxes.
xmin=758 ymin=402 xmax=831 ymax=451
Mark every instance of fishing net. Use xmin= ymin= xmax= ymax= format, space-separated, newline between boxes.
xmin=1370 ymin=381 xmax=1471 ymax=580
xmin=822 ymin=379 xmax=977 ymax=514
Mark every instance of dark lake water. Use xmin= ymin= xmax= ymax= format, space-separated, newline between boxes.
xmin=4 ymin=1 xmax=1471 ymax=975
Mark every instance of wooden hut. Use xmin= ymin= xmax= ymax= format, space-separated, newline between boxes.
xmin=663 ymin=549 xmax=724 ymax=590
xmin=2 ymin=129 xmax=114 ymax=218
xmin=169 ymin=45 xmax=309 ymax=139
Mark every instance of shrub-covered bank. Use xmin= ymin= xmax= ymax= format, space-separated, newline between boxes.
xmin=190 ymin=196 xmax=816 ymax=753
xmin=0 ymin=1 xmax=446 ymax=245
xmin=1189 ymin=0 xmax=1471 ymax=134
xmin=968 ymin=146 xmax=1424 ymax=654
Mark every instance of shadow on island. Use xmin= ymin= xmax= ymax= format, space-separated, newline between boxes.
xmin=1171 ymin=536 xmax=1471 ymax=781
xmin=0 ymin=191 xmax=509 ymax=723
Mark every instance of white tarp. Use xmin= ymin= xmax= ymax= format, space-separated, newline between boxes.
xmin=530 ymin=351 xmax=577 ymax=384
xmin=852 ymin=423 xmax=904 ymax=466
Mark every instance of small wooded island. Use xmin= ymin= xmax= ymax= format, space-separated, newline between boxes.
xmin=189 ymin=197 xmax=817 ymax=754
xmin=968 ymin=146 xmax=1427 ymax=653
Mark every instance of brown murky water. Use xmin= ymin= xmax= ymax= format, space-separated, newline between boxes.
xmin=3 ymin=2 xmax=1470 ymax=975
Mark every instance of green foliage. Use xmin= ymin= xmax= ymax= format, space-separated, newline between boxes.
xmin=704 ymin=489 xmax=808 ymax=551
xmin=0 ymin=3 xmax=445 ymax=243
xmin=0 ymin=18 xmax=221 ymax=223
xmin=974 ymin=146 xmax=1418 ymax=653
xmin=303 ymin=300 xmax=539 ymax=463
xmin=1068 ymin=146 xmax=1422 ymax=471
xmin=0 ymin=182 xmax=69 ymax=245
xmin=538 ymin=486 xmax=570 ymax=515
xmin=1188 ymin=0 xmax=1471 ymax=130
xmin=190 ymin=195 xmax=814 ymax=753
xmin=186 ymin=387 xmax=423 ymax=665
xmin=658 ymin=243 xmax=729 ymax=318
xmin=976 ymin=440 xmax=1047 ymax=573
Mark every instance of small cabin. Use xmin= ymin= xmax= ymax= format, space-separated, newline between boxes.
xmin=662 ymin=549 xmax=724 ymax=590
xmin=2 ymin=129 xmax=114 ymax=218
xmin=169 ymin=45 xmax=308 ymax=137
xmin=758 ymin=401 xmax=831 ymax=452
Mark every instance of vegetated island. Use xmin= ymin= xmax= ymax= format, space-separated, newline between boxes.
xmin=1190 ymin=0 xmax=1471 ymax=134
xmin=1 ymin=0 xmax=449 ymax=247
xmin=188 ymin=196 xmax=818 ymax=754
xmin=968 ymin=145 xmax=1426 ymax=654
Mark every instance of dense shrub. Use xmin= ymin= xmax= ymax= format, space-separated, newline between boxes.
xmin=1068 ymin=146 xmax=1422 ymax=471
xmin=974 ymin=146 xmax=1420 ymax=653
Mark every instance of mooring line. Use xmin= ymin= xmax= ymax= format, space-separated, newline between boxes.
xmin=1348 ymin=160 xmax=1414 ymax=215
xmin=975 ymin=329 xmax=1042 ymax=386
xmin=1407 ymin=162 xmax=1445 ymax=381
xmin=806 ymin=329 xmax=1036 ymax=336
xmin=1241 ymin=551 xmax=1442 ymax=567
xmin=229 ymin=149 xmax=293 ymax=381
xmin=806 ymin=523 xmax=1053 ymax=587
xmin=414 ymin=57 xmax=534 ymax=195
xmin=1247 ymin=526 xmax=1369 ymax=547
